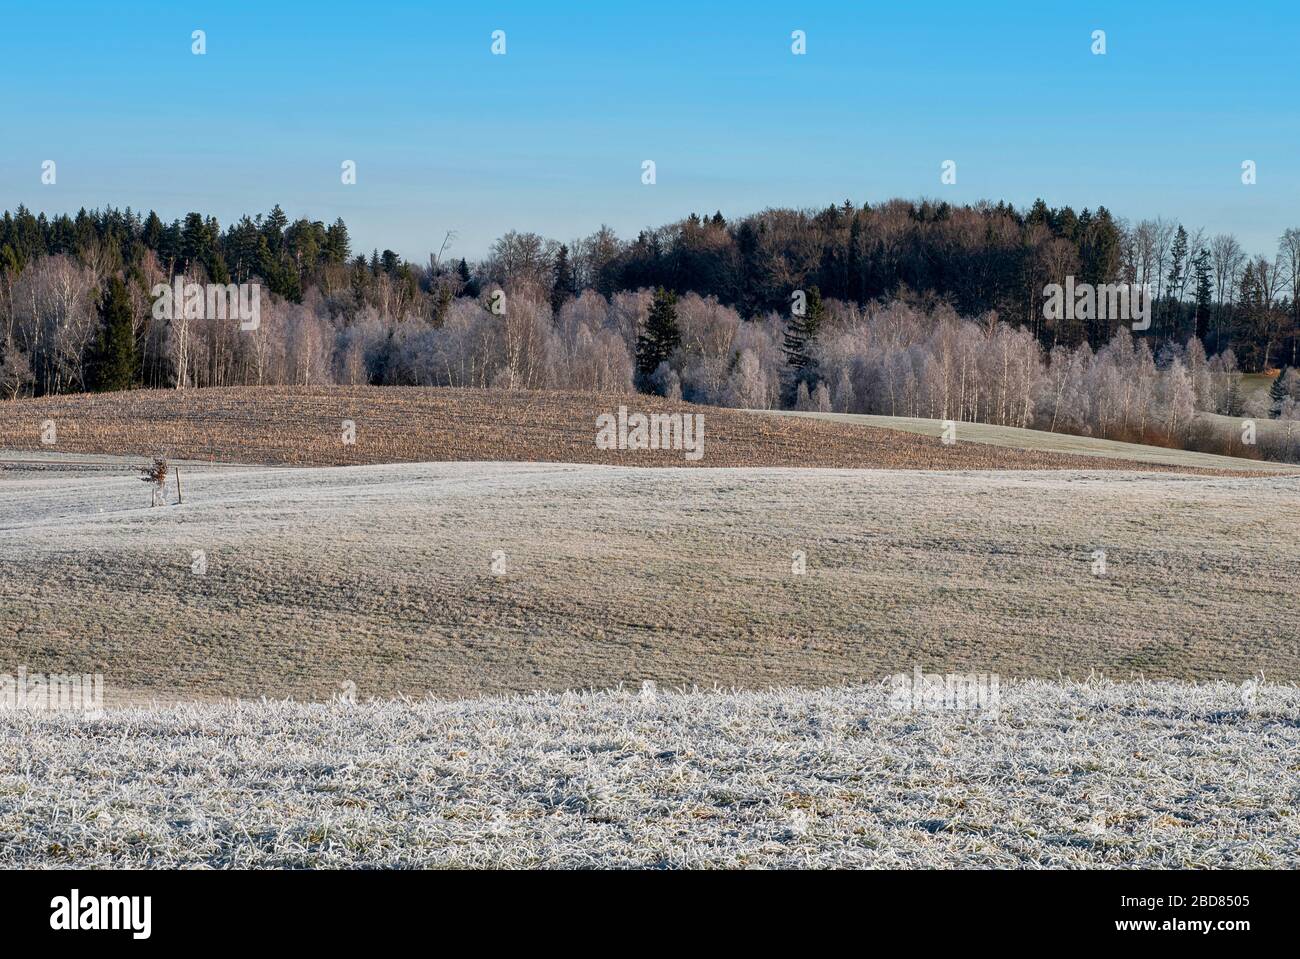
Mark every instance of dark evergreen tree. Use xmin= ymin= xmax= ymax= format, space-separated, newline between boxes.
xmin=208 ymin=251 xmax=231 ymax=284
xmin=88 ymin=276 xmax=136 ymax=392
xmin=257 ymin=235 xmax=301 ymax=302
xmin=1236 ymin=263 xmax=1262 ymax=370
xmin=635 ymin=287 xmax=680 ymax=382
xmin=1269 ymin=367 xmax=1290 ymax=417
xmin=159 ymin=219 xmax=182 ymax=271
xmin=1080 ymin=207 xmax=1121 ymax=288
xmin=551 ymin=243 xmax=574 ymax=316
xmin=142 ymin=211 xmax=163 ymax=252
xmin=262 ymin=204 xmax=288 ymax=254
xmin=1192 ymin=247 xmax=1213 ymax=343
xmin=456 ymin=258 xmax=478 ymax=298
xmin=224 ymin=217 xmax=261 ymax=282
xmin=325 ymin=218 xmax=351 ymax=263
xmin=1053 ymin=206 xmax=1080 ymax=241
xmin=1165 ymin=224 xmax=1189 ymax=331
xmin=180 ymin=212 xmax=212 ymax=273
xmin=783 ymin=285 xmax=825 ymax=379
xmin=735 ymin=221 xmax=762 ymax=316
xmin=350 ymin=254 xmax=370 ymax=302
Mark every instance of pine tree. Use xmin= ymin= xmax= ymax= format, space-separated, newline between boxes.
xmin=1192 ymin=247 xmax=1213 ymax=343
xmin=208 ymin=252 xmax=231 ymax=284
xmin=551 ymin=243 xmax=574 ymax=316
xmin=350 ymin=254 xmax=369 ymax=302
xmin=142 ymin=211 xmax=163 ymax=252
xmin=258 ymin=236 xmax=301 ymax=302
xmin=1165 ymin=225 xmax=1189 ymax=331
xmin=1236 ymin=262 xmax=1261 ymax=370
xmin=456 ymin=258 xmax=477 ymax=298
xmin=783 ymin=285 xmax=824 ymax=375
xmin=635 ymin=287 xmax=680 ymax=382
xmin=263 ymin=204 xmax=288 ymax=254
xmin=1080 ymin=207 xmax=1121 ymax=288
xmin=1269 ymin=367 xmax=1290 ymax=418
xmin=89 ymin=276 xmax=136 ymax=392
xmin=159 ymin=220 xmax=182 ymax=272
xmin=325 ymin=218 xmax=351 ymax=263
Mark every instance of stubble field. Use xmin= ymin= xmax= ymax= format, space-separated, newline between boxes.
xmin=0 ymin=385 xmax=1267 ymax=473
xmin=2 ymin=456 xmax=1297 ymax=703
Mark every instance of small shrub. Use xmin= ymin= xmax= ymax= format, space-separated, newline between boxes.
xmin=139 ymin=455 xmax=168 ymax=506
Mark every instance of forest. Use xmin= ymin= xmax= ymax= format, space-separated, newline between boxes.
xmin=1 ymin=199 xmax=1298 ymax=458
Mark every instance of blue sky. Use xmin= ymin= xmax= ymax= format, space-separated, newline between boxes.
xmin=1 ymin=1 xmax=1295 ymax=261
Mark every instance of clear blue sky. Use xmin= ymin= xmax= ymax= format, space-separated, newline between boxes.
xmin=1 ymin=0 xmax=1295 ymax=262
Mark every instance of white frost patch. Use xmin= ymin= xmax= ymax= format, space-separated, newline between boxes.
xmin=2 ymin=679 xmax=1297 ymax=868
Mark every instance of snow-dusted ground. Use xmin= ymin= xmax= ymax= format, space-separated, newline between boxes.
xmin=1 ymin=680 xmax=1296 ymax=868
xmin=3 ymin=457 xmax=1299 ymax=701
xmin=3 ymin=456 xmax=1296 ymax=868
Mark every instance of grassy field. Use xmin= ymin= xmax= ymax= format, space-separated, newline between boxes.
xmin=3 ymin=457 xmax=1297 ymax=703
xmin=4 ymin=388 xmax=1296 ymax=870
xmin=2 ymin=680 xmax=1295 ymax=868
xmin=1240 ymin=371 xmax=1276 ymax=402
xmin=1195 ymin=410 xmax=1300 ymax=458
xmin=765 ymin=411 xmax=1299 ymax=473
xmin=0 ymin=386 xmax=1260 ymax=474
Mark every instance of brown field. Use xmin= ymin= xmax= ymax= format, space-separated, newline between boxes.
xmin=0 ymin=386 xmax=1257 ymax=474
xmin=3 ymin=459 xmax=1297 ymax=703
xmin=3 ymin=387 xmax=1295 ymax=705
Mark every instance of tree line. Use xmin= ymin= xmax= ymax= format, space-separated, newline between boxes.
xmin=1 ymin=199 xmax=1297 ymax=459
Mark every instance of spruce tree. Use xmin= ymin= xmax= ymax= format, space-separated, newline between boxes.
xmin=325 ymin=218 xmax=351 ymax=263
xmin=782 ymin=286 xmax=826 ymax=407
xmin=1165 ymin=225 xmax=1188 ymax=331
xmin=783 ymin=285 xmax=824 ymax=375
xmin=456 ymin=258 xmax=477 ymax=298
xmin=551 ymin=243 xmax=574 ymax=316
xmin=263 ymin=204 xmax=288 ymax=254
xmin=1269 ymin=367 xmax=1290 ymax=417
xmin=1192 ymin=247 xmax=1213 ymax=343
xmin=635 ymin=287 xmax=680 ymax=382
xmin=89 ymin=276 xmax=136 ymax=392
xmin=1080 ymin=207 xmax=1121 ymax=288
xmin=142 ymin=211 xmax=163 ymax=252
xmin=350 ymin=254 xmax=369 ymax=301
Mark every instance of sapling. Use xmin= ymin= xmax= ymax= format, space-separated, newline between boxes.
xmin=139 ymin=456 xmax=168 ymax=507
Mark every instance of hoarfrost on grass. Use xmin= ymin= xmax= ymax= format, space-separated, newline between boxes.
xmin=1 ymin=679 xmax=1297 ymax=868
